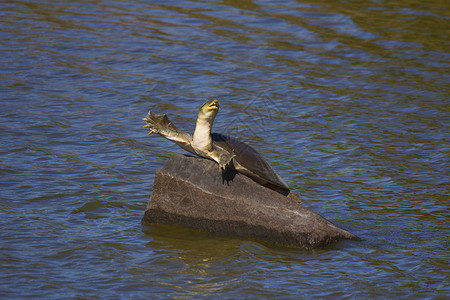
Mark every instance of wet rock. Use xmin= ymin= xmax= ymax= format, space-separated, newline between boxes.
xmin=142 ymin=154 xmax=358 ymax=248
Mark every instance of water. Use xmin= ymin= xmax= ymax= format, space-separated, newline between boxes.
xmin=1 ymin=0 xmax=449 ymax=298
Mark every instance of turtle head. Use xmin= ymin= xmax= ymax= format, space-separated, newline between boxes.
xmin=198 ymin=99 xmax=219 ymax=122
xmin=193 ymin=99 xmax=219 ymax=151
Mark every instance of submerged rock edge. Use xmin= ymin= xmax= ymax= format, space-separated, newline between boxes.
xmin=142 ymin=209 xmax=354 ymax=249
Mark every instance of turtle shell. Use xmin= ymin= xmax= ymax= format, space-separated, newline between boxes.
xmin=211 ymin=133 xmax=290 ymax=195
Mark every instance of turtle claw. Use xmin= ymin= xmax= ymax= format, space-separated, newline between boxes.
xmin=142 ymin=112 xmax=160 ymax=135
xmin=219 ymin=162 xmax=228 ymax=171
xmin=218 ymin=159 xmax=233 ymax=172
xmin=216 ymin=151 xmax=235 ymax=172
xmin=142 ymin=123 xmax=153 ymax=135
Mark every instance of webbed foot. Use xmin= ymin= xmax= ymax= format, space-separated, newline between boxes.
xmin=217 ymin=152 xmax=235 ymax=171
xmin=142 ymin=111 xmax=171 ymax=136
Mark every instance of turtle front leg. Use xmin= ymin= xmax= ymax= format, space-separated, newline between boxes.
xmin=218 ymin=158 xmax=234 ymax=171
xmin=142 ymin=111 xmax=171 ymax=136
xmin=210 ymin=147 xmax=235 ymax=171
xmin=142 ymin=110 xmax=195 ymax=154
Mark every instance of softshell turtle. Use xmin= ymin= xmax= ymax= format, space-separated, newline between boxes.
xmin=142 ymin=100 xmax=290 ymax=195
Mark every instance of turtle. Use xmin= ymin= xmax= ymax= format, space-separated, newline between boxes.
xmin=142 ymin=99 xmax=290 ymax=195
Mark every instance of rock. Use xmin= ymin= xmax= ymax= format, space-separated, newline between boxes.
xmin=142 ymin=154 xmax=358 ymax=249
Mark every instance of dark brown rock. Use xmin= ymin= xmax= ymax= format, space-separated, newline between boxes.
xmin=142 ymin=154 xmax=358 ymax=248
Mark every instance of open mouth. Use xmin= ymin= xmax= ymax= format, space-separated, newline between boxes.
xmin=208 ymin=100 xmax=219 ymax=110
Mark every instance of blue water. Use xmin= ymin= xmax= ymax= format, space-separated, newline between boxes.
xmin=1 ymin=0 xmax=449 ymax=298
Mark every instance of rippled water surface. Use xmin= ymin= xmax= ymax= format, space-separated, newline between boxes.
xmin=1 ymin=0 xmax=449 ymax=298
